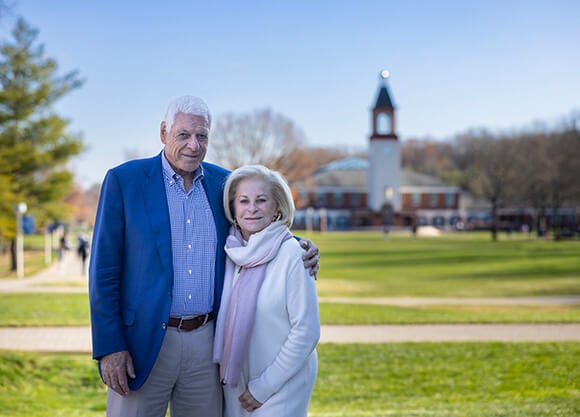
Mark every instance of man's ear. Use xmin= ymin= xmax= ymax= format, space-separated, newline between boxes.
xmin=160 ymin=121 xmax=167 ymax=144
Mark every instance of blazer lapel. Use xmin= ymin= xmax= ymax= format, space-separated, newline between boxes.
xmin=142 ymin=153 xmax=172 ymax=274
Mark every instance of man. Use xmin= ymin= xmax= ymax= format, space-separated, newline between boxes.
xmin=89 ymin=96 xmax=319 ymax=417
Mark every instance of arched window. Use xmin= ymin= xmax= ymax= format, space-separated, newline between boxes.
xmin=377 ymin=112 xmax=391 ymax=134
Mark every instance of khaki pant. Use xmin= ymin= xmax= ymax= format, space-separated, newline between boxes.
xmin=107 ymin=321 xmax=223 ymax=417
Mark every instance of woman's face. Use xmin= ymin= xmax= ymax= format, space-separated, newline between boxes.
xmin=233 ymin=177 xmax=277 ymax=240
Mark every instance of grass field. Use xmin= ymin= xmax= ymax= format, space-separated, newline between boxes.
xmin=311 ymin=231 xmax=580 ymax=298
xmin=0 ymin=231 xmax=578 ymax=416
xmin=2 ymin=293 xmax=580 ymax=326
xmin=0 ymin=343 xmax=578 ymax=417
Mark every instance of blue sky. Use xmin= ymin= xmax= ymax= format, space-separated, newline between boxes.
xmin=2 ymin=0 xmax=579 ymax=186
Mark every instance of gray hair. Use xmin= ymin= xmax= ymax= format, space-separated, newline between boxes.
xmin=223 ymin=165 xmax=295 ymax=228
xmin=163 ymin=95 xmax=212 ymax=133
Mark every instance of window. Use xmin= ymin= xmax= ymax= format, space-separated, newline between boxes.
xmin=377 ymin=112 xmax=391 ymax=134
xmin=446 ymin=193 xmax=455 ymax=207
xmin=433 ymin=216 xmax=445 ymax=227
xmin=333 ymin=192 xmax=343 ymax=207
xmin=412 ymin=193 xmax=420 ymax=207
xmin=429 ymin=193 xmax=438 ymax=207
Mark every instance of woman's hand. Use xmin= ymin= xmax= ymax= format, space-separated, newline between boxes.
xmin=239 ymin=388 xmax=262 ymax=412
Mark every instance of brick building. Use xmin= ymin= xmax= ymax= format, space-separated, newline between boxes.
xmin=292 ymin=73 xmax=466 ymax=231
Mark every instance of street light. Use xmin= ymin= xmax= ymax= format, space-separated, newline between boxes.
xmin=15 ymin=202 xmax=27 ymax=278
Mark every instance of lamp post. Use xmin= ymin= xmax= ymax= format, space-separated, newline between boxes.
xmin=15 ymin=202 xmax=27 ymax=278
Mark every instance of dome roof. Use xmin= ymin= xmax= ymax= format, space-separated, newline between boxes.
xmin=313 ymin=157 xmax=369 ymax=174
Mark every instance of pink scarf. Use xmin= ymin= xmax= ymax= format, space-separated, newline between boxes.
xmin=217 ymin=222 xmax=292 ymax=387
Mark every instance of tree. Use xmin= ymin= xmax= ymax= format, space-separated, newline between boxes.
xmin=0 ymin=18 xmax=85 ymax=270
xmin=208 ymin=108 xmax=306 ymax=180
xmin=401 ymin=138 xmax=456 ymax=179
xmin=510 ymin=133 xmax=551 ymax=236
xmin=454 ymin=130 xmax=518 ymax=241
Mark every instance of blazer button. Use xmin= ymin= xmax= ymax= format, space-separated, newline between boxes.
xmin=162 ymin=323 xmax=167 ymax=330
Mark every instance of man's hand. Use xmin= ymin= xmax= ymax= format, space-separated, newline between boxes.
xmin=101 ymin=350 xmax=136 ymax=396
xmin=239 ymin=388 xmax=262 ymax=412
xmin=300 ymin=239 xmax=319 ymax=277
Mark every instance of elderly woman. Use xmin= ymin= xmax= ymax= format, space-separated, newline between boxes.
xmin=214 ymin=165 xmax=320 ymax=417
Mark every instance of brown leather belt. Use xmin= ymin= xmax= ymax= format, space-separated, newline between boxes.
xmin=167 ymin=313 xmax=213 ymax=331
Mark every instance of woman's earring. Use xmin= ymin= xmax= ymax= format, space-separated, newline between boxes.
xmin=273 ymin=212 xmax=282 ymax=221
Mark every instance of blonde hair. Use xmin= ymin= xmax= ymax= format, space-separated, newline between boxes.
xmin=223 ymin=165 xmax=295 ymax=228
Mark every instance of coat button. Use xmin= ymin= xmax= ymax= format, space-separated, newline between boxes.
xmin=162 ymin=323 xmax=167 ymax=329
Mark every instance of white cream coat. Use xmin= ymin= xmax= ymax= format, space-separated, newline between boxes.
xmin=222 ymin=238 xmax=320 ymax=417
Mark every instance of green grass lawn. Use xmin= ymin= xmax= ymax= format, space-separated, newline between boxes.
xmin=310 ymin=232 xmax=580 ymax=298
xmin=319 ymin=302 xmax=580 ymax=324
xmin=0 ymin=293 xmax=90 ymax=326
xmin=1 ymin=343 xmax=578 ymax=417
xmin=2 ymin=293 xmax=580 ymax=326
xmin=0 ymin=232 xmax=578 ymax=416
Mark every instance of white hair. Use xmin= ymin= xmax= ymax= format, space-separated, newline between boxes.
xmin=163 ymin=95 xmax=212 ymax=133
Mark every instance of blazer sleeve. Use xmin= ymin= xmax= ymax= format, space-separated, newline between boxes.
xmin=89 ymin=169 xmax=129 ymax=359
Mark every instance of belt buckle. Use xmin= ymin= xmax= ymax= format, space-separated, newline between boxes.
xmin=177 ymin=317 xmax=185 ymax=331
xmin=201 ymin=313 xmax=209 ymax=327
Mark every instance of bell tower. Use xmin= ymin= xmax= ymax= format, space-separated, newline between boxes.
xmin=368 ymin=70 xmax=401 ymax=212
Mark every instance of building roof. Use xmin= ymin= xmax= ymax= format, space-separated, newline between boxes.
xmin=401 ymin=170 xmax=448 ymax=187
xmin=313 ymin=157 xmax=369 ymax=174
xmin=374 ymin=85 xmax=395 ymax=108
xmin=295 ymin=157 xmax=457 ymax=190
xmin=308 ymin=157 xmax=368 ymax=188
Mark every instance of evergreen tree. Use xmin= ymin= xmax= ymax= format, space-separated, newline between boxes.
xmin=0 ymin=18 xmax=85 ymax=270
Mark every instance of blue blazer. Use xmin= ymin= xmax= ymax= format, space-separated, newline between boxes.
xmin=88 ymin=153 xmax=230 ymax=390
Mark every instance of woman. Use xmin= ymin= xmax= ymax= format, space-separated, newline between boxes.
xmin=214 ymin=165 xmax=320 ymax=417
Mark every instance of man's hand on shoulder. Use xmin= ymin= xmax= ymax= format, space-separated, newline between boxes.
xmin=300 ymin=239 xmax=319 ymax=278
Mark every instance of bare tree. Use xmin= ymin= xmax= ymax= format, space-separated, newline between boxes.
xmin=510 ymin=133 xmax=551 ymax=236
xmin=208 ymin=108 xmax=306 ymax=179
xmin=545 ymin=114 xmax=580 ymax=238
xmin=454 ymin=130 xmax=517 ymax=241
xmin=401 ymin=138 xmax=456 ymax=178
xmin=277 ymin=146 xmax=349 ymax=183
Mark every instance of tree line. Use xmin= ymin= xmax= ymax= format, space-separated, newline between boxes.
xmin=401 ymin=117 xmax=580 ymax=240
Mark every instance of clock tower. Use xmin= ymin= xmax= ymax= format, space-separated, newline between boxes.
xmin=368 ymin=70 xmax=401 ymax=212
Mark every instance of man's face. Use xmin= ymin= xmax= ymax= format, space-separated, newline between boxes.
xmin=160 ymin=112 xmax=209 ymax=177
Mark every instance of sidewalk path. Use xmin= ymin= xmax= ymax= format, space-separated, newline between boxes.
xmin=1 ymin=323 xmax=580 ymax=353
xmin=0 ymin=251 xmax=88 ymax=293
xmin=1 ymin=253 xmax=579 ymax=352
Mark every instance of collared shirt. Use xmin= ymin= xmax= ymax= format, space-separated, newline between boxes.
xmin=162 ymin=153 xmax=217 ymax=317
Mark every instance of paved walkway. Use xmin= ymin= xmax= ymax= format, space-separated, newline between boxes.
xmin=1 ymin=253 xmax=579 ymax=352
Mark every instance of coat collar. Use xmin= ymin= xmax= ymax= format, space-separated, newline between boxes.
xmin=142 ymin=152 xmax=172 ymax=274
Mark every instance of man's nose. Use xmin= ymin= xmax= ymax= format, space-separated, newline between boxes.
xmin=186 ymin=136 xmax=201 ymax=149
